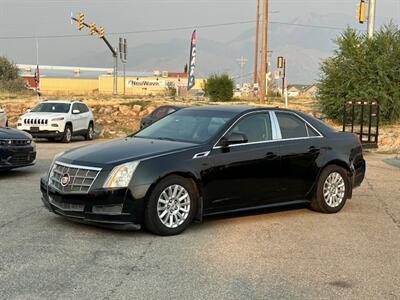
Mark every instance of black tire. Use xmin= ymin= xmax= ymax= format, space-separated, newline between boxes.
xmin=61 ymin=124 xmax=72 ymax=143
xmin=310 ymin=165 xmax=350 ymax=213
xmin=144 ymin=175 xmax=198 ymax=236
xmin=85 ymin=122 xmax=94 ymax=140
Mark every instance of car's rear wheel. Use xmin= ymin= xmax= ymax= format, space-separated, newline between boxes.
xmin=85 ymin=123 xmax=94 ymax=140
xmin=310 ymin=165 xmax=350 ymax=213
xmin=144 ymin=175 xmax=197 ymax=236
xmin=61 ymin=125 xmax=72 ymax=143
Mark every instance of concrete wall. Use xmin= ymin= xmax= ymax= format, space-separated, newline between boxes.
xmin=40 ymin=77 xmax=98 ymax=94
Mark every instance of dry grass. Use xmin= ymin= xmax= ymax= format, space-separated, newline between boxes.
xmin=0 ymin=92 xmax=399 ymax=154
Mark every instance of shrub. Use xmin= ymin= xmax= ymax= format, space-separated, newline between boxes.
xmin=318 ymin=24 xmax=400 ymax=123
xmin=0 ymin=56 xmax=27 ymax=93
xmin=204 ymin=73 xmax=234 ymax=101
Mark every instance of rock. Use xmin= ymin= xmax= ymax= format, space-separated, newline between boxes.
xmin=133 ymin=105 xmax=142 ymax=112
xmin=119 ymin=105 xmax=130 ymax=115
xmin=104 ymin=107 xmax=113 ymax=114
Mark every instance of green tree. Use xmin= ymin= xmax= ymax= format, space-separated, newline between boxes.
xmin=318 ymin=24 xmax=400 ymax=123
xmin=0 ymin=56 xmax=27 ymax=92
xmin=203 ymin=73 xmax=234 ymax=101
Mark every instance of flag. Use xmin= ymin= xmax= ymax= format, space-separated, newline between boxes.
xmin=34 ymin=64 xmax=40 ymax=91
xmin=187 ymin=30 xmax=197 ymax=91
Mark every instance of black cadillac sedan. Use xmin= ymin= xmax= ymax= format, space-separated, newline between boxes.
xmin=40 ymin=106 xmax=365 ymax=235
xmin=0 ymin=127 xmax=36 ymax=171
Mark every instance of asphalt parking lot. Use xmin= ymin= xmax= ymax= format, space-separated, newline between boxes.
xmin=0 ymin=140 xmax=399 ymax=300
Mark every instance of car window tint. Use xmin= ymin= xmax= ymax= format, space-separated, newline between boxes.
xmin=79 ymin=103 xmax=89 ymax=113
xmin=152 ymin=107 xmax=167 ymax=119
xmin=307 ymin=124 xmax=319 ymax=137
xmin=229 ymin=113 xmax=272 ymax=143
xmin=276 ymin=112 xmax=308 ymax=139
xmin=167 ymin=107 xmax=176 ymax=114
xmin=72 ymin=103 xmax=81 ymax=113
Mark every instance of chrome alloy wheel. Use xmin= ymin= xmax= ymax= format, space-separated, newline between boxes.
xmin=157 ymin=184 xmax=191 ymax=228
xmin=323 ymin=172 xmax=346 ymax=208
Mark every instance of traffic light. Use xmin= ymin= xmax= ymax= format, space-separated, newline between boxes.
xmin=89 ymin=23 xmax=96 ymax=35
xmin=77 ymin=12 xmax=84 ymax=30
xmin=98 ymin=26 xmax=105 ymax=39
xmin=357 ymin=0 xmax=366 ymax=24
xmin=277 ymin=56 xmax=284 ymax=69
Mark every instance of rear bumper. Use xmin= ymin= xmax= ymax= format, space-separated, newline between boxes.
xmin=352 ymin=158 xmax=366 ymax=188
xmin=40 ymin=176 xmax=142 ymax=230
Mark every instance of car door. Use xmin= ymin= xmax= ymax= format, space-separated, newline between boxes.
xmin=274 ymin=111 xmax=323 ymax=200
xmin=202 ymin=112 xmax=282 ymax=212
xmin=78 ymin=103 xmax=90 ymax=130
xmin=71 ymin=103 xmax=85 ymax=132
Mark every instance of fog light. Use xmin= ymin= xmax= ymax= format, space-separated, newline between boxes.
xmin=51 ymin=124 xmax=59 ymax=127
xmin=92 ymin=204 xmax=123 ymax=214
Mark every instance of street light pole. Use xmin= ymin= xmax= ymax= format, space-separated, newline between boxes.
xmin=259 ymin=0 xmax=269 ymax=103
xmin=367 ymin=0 xmax=376 ymax=38
xmin=253 ymin=0 xmax=260 ymax=85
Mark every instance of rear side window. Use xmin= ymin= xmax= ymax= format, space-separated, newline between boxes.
xmin=276 ymin=112 xmax=314 ymax=139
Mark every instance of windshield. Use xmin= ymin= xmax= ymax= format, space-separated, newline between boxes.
xmin=31 ymin=102 xmax=71 ymax=113
xmin=135 ymin=109 xmax=235 ymax=144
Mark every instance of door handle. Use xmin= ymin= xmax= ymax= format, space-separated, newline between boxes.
xmin=265 ymin=152 xmax=278 ymax=160
xmin=308 ymin=146 xmax=320 ymax=154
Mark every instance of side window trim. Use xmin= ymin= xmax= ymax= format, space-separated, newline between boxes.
xmin=269 ymin=111 xmax=282 ymax=140
xmin=213 ymin=110 xmax=272 ymax=149
xmin=272 ymin=110 xmax=324 ymax=140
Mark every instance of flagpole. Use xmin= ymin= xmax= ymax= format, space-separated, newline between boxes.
xmin=36 ymin=37 xmax=40 ymax=100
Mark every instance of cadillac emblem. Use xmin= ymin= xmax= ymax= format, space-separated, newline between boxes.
xmin=60 ymin=174 xmax=70 ymax=187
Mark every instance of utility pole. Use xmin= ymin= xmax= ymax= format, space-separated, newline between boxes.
xmin=259 ymin=0 xmax=269 ymax=103
xmin=367 ymin=0 xmax=376 ymax=38
xmin=237 ymin=56 xmax=248 ymax=87
xmin=253 ymin=0 xmax=260 ymax=85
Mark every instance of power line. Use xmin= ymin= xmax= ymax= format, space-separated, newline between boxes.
xmin=0 ymin=19 xmax=358 ymax=40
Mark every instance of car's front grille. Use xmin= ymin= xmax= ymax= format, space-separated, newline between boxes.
xmin=49 ymin=162 xmax=101 ymax=194
xmin=24 ymin=119 xmax=48 ymax=125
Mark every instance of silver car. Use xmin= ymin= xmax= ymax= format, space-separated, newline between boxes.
xmin=0 ymin=106 xmax=8 ymax=127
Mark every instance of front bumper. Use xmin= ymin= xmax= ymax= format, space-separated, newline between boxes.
xmin=0 ymin=145 xmax=36 ymax=170
xmin=23 ymin=130 xmax=63 ymax=139
xmin=40 ymin=176 xmax=142 ymax=230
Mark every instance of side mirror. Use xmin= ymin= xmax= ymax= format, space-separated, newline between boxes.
xmin=26 ymin=109 xmax=31 ymax=113
xmin=72 ymin=109 xmax=80 ymax=114
xmin=0 ymin=108 xmax=4 ymax=113
xmin=220 ymin=132 xmax=248 ymax=147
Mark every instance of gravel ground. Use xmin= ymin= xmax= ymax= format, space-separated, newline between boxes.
xmin=0 ymin=140 xmax=399 ymax=300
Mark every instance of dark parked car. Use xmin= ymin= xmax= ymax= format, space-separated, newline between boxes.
xmin=0 ymin=127 xmax=36 ymax=171
xmin=140 ymin=105 xmax=186 ymax=129
xmin=40 ymin=106 xmax=365 ymax=235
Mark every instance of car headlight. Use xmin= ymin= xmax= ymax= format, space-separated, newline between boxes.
xmin=0 ymin=139 xmax=12 ymax=146
xmin=103 ymin=161 xmax=139 ymax=188
xmin=51 ymin=117 xmax=64 ymax=121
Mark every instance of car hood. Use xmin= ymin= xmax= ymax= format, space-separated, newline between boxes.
xmin=0 ymin=127 xmax=32 ymax=139
xmin=22 ymin=112 xmax=67 ymax=119
xmin=58 ymin=137 xmax=199 ymax=169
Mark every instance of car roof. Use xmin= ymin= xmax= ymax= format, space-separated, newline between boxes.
xmin=180 ymin=105 xmax=296 ymax=114
xmin=41 ymin=99 xmax=81 ymax=104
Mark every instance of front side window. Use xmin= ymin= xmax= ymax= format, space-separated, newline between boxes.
xmin=31 ymin=102 xmax=71 ymax=113
xmin=276 ymin=112 xmax=317 ymax=139
xmin=227 ymin=113 xmax=272 ymax=143
xmin=135 ymin=109 xmax=235 ymax=144
xmin=78 ymin=103 xmax=89 ymax=113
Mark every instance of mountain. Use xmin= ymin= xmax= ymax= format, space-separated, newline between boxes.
xmin=64 ymin=13 xmax=360 ymax=84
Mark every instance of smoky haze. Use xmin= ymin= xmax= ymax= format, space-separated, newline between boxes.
xmin=0 ymin=0 xmax=399 ymax=83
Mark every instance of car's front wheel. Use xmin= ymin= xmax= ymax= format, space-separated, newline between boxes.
xmin=61 ymin=125 xmax=72 ymax=143
xmin=144 ymin=175 xmax=198 ymax=236
xmin=310 ymin=165 xmax=350 ymax=213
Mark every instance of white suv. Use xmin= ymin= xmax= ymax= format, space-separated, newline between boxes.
xmin=17 ymin=100 xmax=94 ymax=143
xmin=0 ymin=106 xmax=7 ymax=127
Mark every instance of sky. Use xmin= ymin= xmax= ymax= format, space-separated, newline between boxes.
xmin=0 ymin=0 xmax=399 ymax=67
